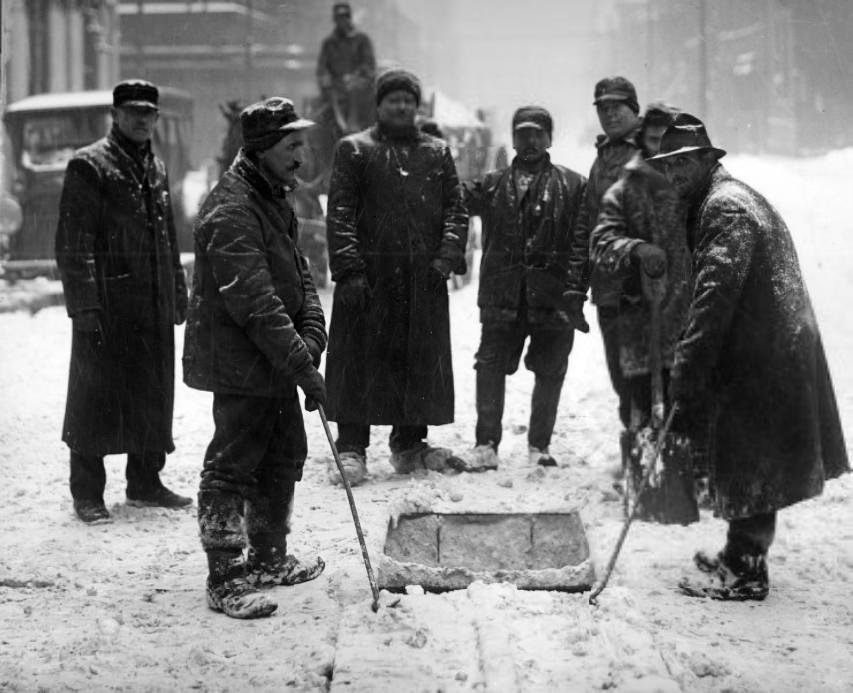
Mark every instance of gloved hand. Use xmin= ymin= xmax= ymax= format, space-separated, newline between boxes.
xmin=631 ymin=242 xmax=666 ymax=278
xmin=175 ymin=299 xmax=188 ymax=326
xmin=427 ymin=259 xmax=451 ymax=292
xmin=296 ymin=367 xmax=326 ymax=412
xmin=335 ymin=275 xmax=370 ymax=311
xmin=303 ymin=335 xmax=324 ymax=369
xmin=561 ymin=289 xmax=590 ymax=333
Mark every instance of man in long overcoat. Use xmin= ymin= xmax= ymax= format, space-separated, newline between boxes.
xmin=462 ymin=106 xmax=588 ymax=470
xmin=324 ymin=68 xmax=469 ymax=486
xmin=648 ymin=113 xmax=849 ymax=600
xmin=55 ymin=80 xmax=191 ymax=524
xmin=183 ymin=98 xmax=327 ymax=619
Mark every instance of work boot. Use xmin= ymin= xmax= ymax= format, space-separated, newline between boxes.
xmin=529 ymin=446 xmax=557 ymax=467
xmin=327 ymin=451 xmax=367 ymax=486
xmin=73 ymin=499 xmax=112 ymax=525
xmin=679 ymin=552 xmax=769 ymax=601
xmin=389 ymin=442 xmax=462 ymax=474
xmin=452 ymin=443 xmax=499 ymax=472
xmin=127 ymin=482 xmax=193 ymax=509
xmin=247 ymin=546 xmax=325 ymax=588
xmin=206 ymin=550 xmax=277 ymax=619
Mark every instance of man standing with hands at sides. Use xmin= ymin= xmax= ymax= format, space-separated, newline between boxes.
xmin=56 ymin=79 xmax=191 ymax=525
xmin=461 ymin=106 xmax=588 ymax=470
xmin=184 ymin=98 xmax=327 ymax=619
xmin=572 ymin=77 xmax=642 ymax=437
xmin=324 ymin=68 xmax=469 ymax=486
xmin=648 ymin=113 xmax=848 ymax=600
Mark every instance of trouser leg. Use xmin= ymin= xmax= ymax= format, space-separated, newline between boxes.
xmin=474 ymin=322 xmax=525 ymax=449
xmin=69 ymin=450 xmax=106 ymax=502
xmin=597 ymin=305 xmax=630 ymax=428
xmin=335 ymin=423 xmax=371 ymax=456
xmin=126 ymin=451 xmax=166 ymax=497
xmin=198 ymin=393 xmax=284 ymax=554
xmin=725 ymin=512 xmax=777 ymax=561
xmin=389 ymin=425 xmax=428 ymax=453
xmin=475 ymin=367 xmax=506 ymax=449
xmin=525 ymin=326 xmax=573 ymax=451
xmin=245 ymin=391 xmax=306 ymax=559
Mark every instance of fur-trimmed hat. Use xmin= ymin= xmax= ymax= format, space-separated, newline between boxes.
xmin=375 ymin=68 xmax=421 ymax=106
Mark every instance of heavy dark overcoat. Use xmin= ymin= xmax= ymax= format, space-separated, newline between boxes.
xmin=471 ymin=154 xmax=587 ymax=325
xmin=673 ymin=164 xmax=849 ymax=519
xmin=591 ymin=153 xmax=691 ymax=376
xmin=325 ymin=125 xmax=468 ymax=424
xmin=55 ymin=126 xmax=187 ymax=455
xmin=182 ymin=151 xmax=324 ymax=396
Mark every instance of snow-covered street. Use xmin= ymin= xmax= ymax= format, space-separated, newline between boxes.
xmin=1 ymin=151 xmax=851 ymax=692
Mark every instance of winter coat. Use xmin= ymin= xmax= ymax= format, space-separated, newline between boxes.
xmin=183 ymin=151 xmax=325 ymax=396
xmin=324 ymin=124 xmax=468 ymax=425
xmin=673 ymin=164 xmax=849 ymax=519
xmin=591 ymin=153 xmax=691 ymax=376
xmin=575 ymin=132 xmax=641 ymax=306
xmin=55 ymin=125 xmax=187 ymax=455
xmin=316 ymin=29 xmax=376 ymax=90
xmin=469 ymin=155 xmax=587 ymax=325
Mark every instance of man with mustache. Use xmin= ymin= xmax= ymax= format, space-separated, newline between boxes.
xmin=324 ymin=68 xmax=468 ymax=486
xmin=461 ymin=106 xmax=588 ymax=470
xmin=184 ymin=98 xmax=327 ymax=618
xmin=56 ymin=79 xmax=191 ymax=524
xmin=648 ymin=113 xmax=848 ymax=599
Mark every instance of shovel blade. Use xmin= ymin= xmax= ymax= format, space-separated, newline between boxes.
xmin=626 ymin=430 xmax=700 ymax=525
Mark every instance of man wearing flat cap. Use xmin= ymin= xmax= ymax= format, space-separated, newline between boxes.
xmin=647 ymin=113 xmax=848 ymax=600
xmin=460 ymin=106 xmax=588 ymax=471
xmin=56 ymin=79 xmax=191 ymax=525
xmin=316 ymin=2 xmax=376 ymax=132
xmin=569 ymin=76 xmax=642 ymax=443
xmin=184 ymin=97 xmax=327 ymax=618
xmin=324 ymin=68 xmax=469 ymax=486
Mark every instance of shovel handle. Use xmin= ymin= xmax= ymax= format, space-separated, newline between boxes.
xmin=589 ymin=404 xmax=678 ymax=605
xmin=317 ymin=405 xmax=381 ymax=611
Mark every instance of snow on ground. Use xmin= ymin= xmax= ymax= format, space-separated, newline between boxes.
xmin=0 ymin=151 xmax=852 ymax=692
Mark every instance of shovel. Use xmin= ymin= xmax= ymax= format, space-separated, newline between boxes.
xmin=589 ymin=405 xmax=678 ymax=605
xmin=317 ymin=405 xmax=396 ymax=612
xmin=624 ymin=271 xmax=698 ymax=525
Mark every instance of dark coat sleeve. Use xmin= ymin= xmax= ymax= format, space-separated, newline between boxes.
xmin=294 ymin=253 xmax=327 ymax=352
xmin=673 ymin=197 xmax=756 ymax=393
xmin=355 ymin=34 xmax=376 ymax=78
xmin=565 ymin=175 xmax=590 ymax=294
xmin=436 ymin=145 xmax=469 ymax=274
xmin=203 ymin=203 xmax=314 ymax=378
xmin=163 ymin=171 xmax=188 ymax=319
xmin=55 ymin=157 xmax=103 ymax=316
xmin=326 ymin=138 xmax=367 ymax=282
xmin=572 ymin=160 xmax=603 ymax=289
xmin=590 ymin=178 xmax=644 ymax=275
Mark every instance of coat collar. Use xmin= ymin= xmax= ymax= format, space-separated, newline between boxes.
xmin=230 ymin=149 xmax=290 ymax=199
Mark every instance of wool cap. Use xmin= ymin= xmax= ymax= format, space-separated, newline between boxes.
xmin=333 ymin=2 xmax=351 ymax=17
xmin=113 ymin=79 xmax=159 ymax=110
xmin=240 ymin=97 xmax=315 ymax=152
xmin=646 ymin=112 xmax=727 ymax=161
xmin=512 ymin=105 xmax=553 ymax=138
xmin=375 ymin=68 xmax=421 ymax=106
xmin=593 ymin=76 xmax=639 ymax=114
